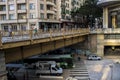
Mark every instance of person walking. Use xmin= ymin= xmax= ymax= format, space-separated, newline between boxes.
xmin=34 ymin=28 xmax=38 ymax=36
xmin=8 ymin=28 xmax=12 ymax=37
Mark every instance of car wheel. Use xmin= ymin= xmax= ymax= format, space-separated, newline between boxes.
xmin=98 ymin=59 xmax=101 ymax=60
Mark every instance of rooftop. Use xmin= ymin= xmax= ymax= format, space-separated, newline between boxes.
xmin=97 ymin=0 xmax=120 ymax=7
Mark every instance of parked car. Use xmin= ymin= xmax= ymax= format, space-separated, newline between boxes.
xmin=87 ymin=54 xmax=101 ymax=60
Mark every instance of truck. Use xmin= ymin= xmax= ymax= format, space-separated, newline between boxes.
xmin=35 ymin=61 xmax=63 ymax=76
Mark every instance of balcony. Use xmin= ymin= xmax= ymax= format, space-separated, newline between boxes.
xmin=17 ymin=9 xmax=26 ymax=13
xmin=18 ymin=19 xmax=27 ymax=23
xmin=0 ymin=2 xmax=6 ymax=5
xmin=46 ymin=1 xmax=54 ymax=6
xmin=47 ymin=10 xmax=55 ymax=14
xmin=97 ymin=0 xmax=120 ymax=6
xmin=0 ymin=11 xmax=6 ymax=14
xmin=17 ymin=0 xmax=26 ymax=4
xmin=0 ymin=19 xmax=17 ymax=24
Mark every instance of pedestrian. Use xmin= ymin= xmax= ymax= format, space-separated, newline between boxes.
xmin=78 ymin=57 xmax=81 ymax=61
xmin=8 ymin=28 xmax=12 ymax=37
xmin=34 ymin=28 xmax=38 ymax=36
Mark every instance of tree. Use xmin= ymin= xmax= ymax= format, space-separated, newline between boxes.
xmin=71 ymin=0 xmax=103 ymax=28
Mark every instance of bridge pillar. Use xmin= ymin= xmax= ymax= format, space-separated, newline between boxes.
xmin=96 ymin=34 xmax=104 ymax=57
xmin=0 ymin=51 xmax=7 ymax=80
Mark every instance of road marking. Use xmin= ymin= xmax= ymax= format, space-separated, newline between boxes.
xmin=70 ymin=72 xmax=88 ymax=74
xmin=73 ymin=68 xmax=87 ymax=70
xmin=70 ymin=74 xmax=89 ymax=76
xmin=70 ymin=70 xmax=88 ymax=72
xmin=39 ymin=76 xmax=63 ymax=79
xmin=75 ymin=77 xmax=90 ymax=80
xmin=68 ymin=61 xmax=90 ymax=79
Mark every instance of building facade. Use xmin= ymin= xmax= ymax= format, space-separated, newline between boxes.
xmin=0 ymin=0 xmax=85 ymax=32
xmin=90 ymin=0 xmax=120 ymax=56
xmin=0 ymin=0 xmax=61 ymax=32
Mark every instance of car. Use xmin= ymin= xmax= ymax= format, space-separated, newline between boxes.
xmin=87 ymin=54 xmax=101 ymax=60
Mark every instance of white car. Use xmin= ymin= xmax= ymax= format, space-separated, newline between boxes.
xmin=87 ymin=54 xmax=101 ymax=60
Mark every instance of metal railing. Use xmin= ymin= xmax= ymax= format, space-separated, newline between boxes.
xmin=90 ymin=28 xmax=120 ymax=34
xmin=0 ymin=28 xmax=89 ymax=43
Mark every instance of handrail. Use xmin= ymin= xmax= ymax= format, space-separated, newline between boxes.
xmin=90 ymin=28 xmax=120 ymax=34
xmin=1 ymin=28 xmax=89 ymax=43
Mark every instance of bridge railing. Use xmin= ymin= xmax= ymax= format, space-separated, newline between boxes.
xmin=90 ymin=28 xmax=120 ymax=34
xmin=0 ymin=28 xmax=89 ymax=43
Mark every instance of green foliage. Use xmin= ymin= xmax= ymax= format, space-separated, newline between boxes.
xmin=71 ymin=0 xmax=103 ymax=27
xmin=71 ymin=0 xmax=102 ymax=18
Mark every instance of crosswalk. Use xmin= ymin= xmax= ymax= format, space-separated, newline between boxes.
xmin=69 ymin=61 xmax=90 ymax=80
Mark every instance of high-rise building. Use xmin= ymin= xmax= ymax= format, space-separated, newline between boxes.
xmin=0 ymin=0 xmax=61 ymax=31
xmin=0 ymin=0 xmax=85 ymax=31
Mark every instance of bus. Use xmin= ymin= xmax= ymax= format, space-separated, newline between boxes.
xmin=24 ymin=54 xmax=73 ymax=69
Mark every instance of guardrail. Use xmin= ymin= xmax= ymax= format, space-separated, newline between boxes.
xmin=0 ymin=28 xmax=89 ymax=44
xmin=90 ymin=28 xmax=120 ymax=34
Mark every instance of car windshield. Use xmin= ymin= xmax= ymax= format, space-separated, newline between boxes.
xmin=55 ymin=65 xmax=60 ymax=69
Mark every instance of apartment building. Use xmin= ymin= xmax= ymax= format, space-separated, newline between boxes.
xmin=0 ymin=0 xmax=61 ymax=32
xmin=60 ymin=0 xmax=85 ymax=29
xmin=71 ymin=0 xmax=85 ymax=11
xmin=0 ymin=0 xmax=85 ymax=32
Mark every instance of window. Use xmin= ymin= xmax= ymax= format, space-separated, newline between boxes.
xmin=40 ymin=4 xmax=44 ymax=10
xmin=2 ymin=26 xmax=8 ymax=31
xmin=29 ymin=13 xmax=35 ymax=19
xmin=12 ymin=25 xmax=17 ymax=31
xmin=9 ymin=14 xmax=15 ymax=20
xmin=0 ymin=0 xmax=6 ymax=2
xmin=29 ymin=3 xmax=35 ymax=10
xmin=0 ymin=5 xmax=6 ymax=11
xmin=1 ymin=14 xmax=6 ymax=20
xmin=9 ymin=4 xmax=14 ymax=11
xmin=117 ymin=14 xmax=120 ymax=28
xmin=18 ymin=13 xmax=26 ymax=19
xmin=18 ymin=4 xmax=26 ymax=10
xmin=40 ymin=13 xmax=44 ymax=19
xmin=21 ymin=25 xmax=26 ymax=31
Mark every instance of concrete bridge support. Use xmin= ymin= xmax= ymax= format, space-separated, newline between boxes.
xmin=0 ymin=51 xmax=7 ymax=80
xmin=96 ymin=34 xmax=104 ymax=56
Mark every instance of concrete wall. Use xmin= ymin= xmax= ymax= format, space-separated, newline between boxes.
xmin=0 ymin=51 xmax=7 ymax=80
xmin=88 ymin=34 xmax=97 ymax=53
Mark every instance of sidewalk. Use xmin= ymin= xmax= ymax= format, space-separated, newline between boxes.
xmin=112 ymin=63 xmax=120 ymax=80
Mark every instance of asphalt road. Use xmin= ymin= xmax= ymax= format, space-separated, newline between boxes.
xmin=12 ymin=58 xmax=120 ymax=80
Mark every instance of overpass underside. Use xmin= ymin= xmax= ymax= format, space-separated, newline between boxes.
xmin=4 ymin=36 xmax=86 ymax=63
